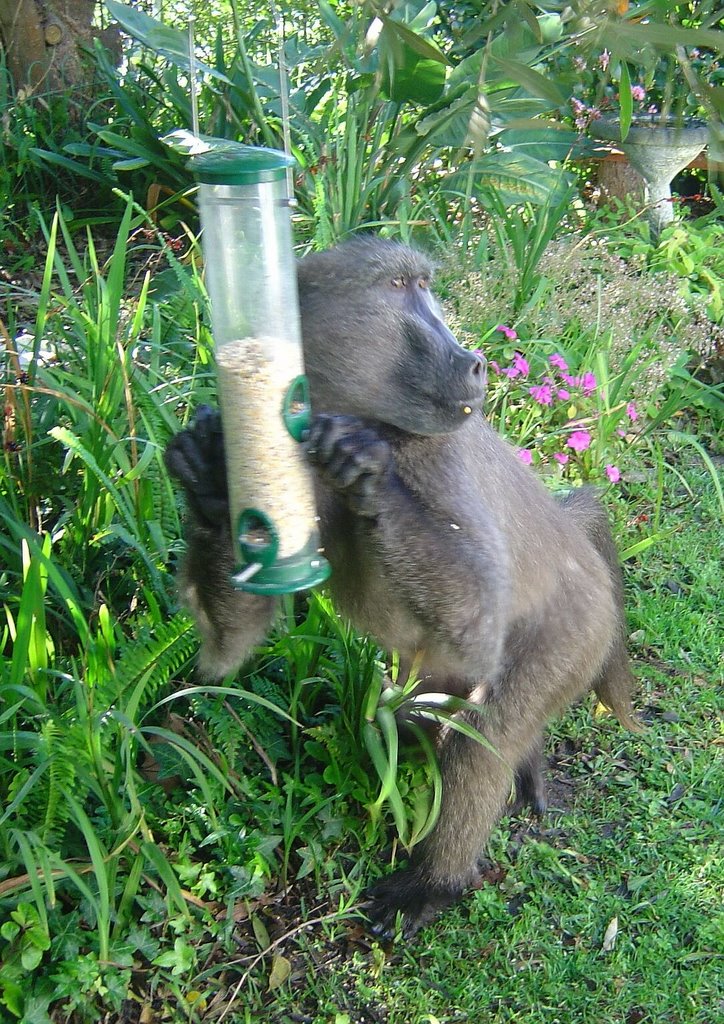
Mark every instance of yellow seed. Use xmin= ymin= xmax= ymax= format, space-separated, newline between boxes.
xmin=463 ymin=406 xmax=472 ymax=414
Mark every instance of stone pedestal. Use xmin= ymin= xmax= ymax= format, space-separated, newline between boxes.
xmin=591 ymin=117 xmax=709 ymax=238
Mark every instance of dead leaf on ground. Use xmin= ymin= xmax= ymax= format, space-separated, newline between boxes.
xmin=268 ymin=953 xmax=292 ymax=991
xmin=602 ymin=916 xmax=619 ymax=952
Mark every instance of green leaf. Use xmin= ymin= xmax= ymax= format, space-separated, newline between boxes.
xmin=491 ymin=57 xmax=567 ymax=106
xmin=382 ymin=16 xmax=452 ymax=66
xmin=28 ymin=149 xmax=109 ymax=184
xmin=619 ymin=61 xmax=633 ymax=142
xmin=1 ymin=921 xmax=20 ymax=942
xmin=20 ymin=946 xmax=44 ymax=972
xmin=445 ymin=151 xmax=573 ymax=206
xmin=105 ymin=1 xmax=230 ymax=82
xmin=606 ymin=20 xmax=724 ymax=55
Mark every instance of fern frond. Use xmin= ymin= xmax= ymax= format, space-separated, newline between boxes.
xmin=113 ymin=612 xmax=198 ymax=706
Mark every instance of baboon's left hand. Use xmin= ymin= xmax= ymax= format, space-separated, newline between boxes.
xmin=307 ymin=414 xmax=393 ymax=518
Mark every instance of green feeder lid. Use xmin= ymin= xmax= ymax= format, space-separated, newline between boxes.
xmin=186 ymin=138 xmax=294 ymax=185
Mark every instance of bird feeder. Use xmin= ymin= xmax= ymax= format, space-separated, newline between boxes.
xmin=188 ymin=141 xmax=330 ymax=594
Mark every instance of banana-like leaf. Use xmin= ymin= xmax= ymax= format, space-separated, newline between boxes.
xmin=444 ymin=151 xmax=574 ymax=206
xmin=491 ymin=56 xmax=568 ymax=106
xmin=381 ymin=15 xmax=452 ymax=66
xmin=105 ymin=0 xmax=231 ymax=82
xmin=606 ymin=20 xmax=724 ymax=54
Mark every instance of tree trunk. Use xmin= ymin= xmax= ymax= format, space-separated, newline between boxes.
xmin=0 ymin=0 xmax=119 ymax=96
xmin=597 ymin=153 xmax=646 ymax=205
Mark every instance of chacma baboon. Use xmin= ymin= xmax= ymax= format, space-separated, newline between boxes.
xmin=165 ymin=237 xmax=640 ymax=938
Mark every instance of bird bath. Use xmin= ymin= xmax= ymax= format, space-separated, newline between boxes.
xmin=591 ymin=117 xmax=709 ymax=238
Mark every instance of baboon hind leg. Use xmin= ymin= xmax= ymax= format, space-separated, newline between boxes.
xmin=511 ymin=736 xmax=547 ymax=816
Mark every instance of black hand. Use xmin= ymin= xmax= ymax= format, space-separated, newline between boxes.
xmin=165 ymin=405 xmax=229 ymax=528
xmin=306 ymin=414 xmax=393 ymax=518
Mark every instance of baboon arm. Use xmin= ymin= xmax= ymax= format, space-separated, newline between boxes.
xmin=165 ymin=408 xmax=278 ymax=678
xmin=179 ymin=516 xmax=278 ymax=679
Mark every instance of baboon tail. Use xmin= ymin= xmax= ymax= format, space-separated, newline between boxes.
xmin=559 ymin=487 xmax=643 ymax=734
xmin=594 ymin=641 xmax=644 ymax=733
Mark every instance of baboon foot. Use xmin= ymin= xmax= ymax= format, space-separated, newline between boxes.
xmin=366 ymin=868 xmax=465 ymax=940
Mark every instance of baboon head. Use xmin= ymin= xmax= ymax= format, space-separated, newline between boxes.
xmin=297 ymin=237 xmax=486 ymax=435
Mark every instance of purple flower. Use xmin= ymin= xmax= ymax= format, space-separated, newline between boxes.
xmin=599 ymin=49 xmax=610 ymax=71
xmin=553 ymin=452 xmax=569 ymax=465
xmin=561 ymin=372 xmax=577 ymax=387
xmin=557 ymin=388 xmax=570 ymax=401
xmin=489 ymin=360 xmax=501 ymax=374
xmin=502 ymin=352 xmax=529 ymax=378
xmin=631 ymin=85 xmax=646 ymax=102
xmin=549 ymin=353 xmax=569 ymax=372
xmin=581 ymin=372 xmax=597 ymax=396
xmin=567 ymin=430 xmax=591 ymax=452
xmin=605 ymin=464 xmax=621 ymax=483
xmin=626 ymin=402 xmax=638 ymax=422
xmin=529 ymin=383 xmax=553 ymax=406
xmin=517 ymin=449 xmax=533 ymax=465
xmin=496 ymin=324 xmax=518 ymax=341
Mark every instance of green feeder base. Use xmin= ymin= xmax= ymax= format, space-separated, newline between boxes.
xmin=231 ymin=537 xmax=330 ymax=595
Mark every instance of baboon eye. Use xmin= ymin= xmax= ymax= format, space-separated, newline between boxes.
xmin=391 ymin=277 xmax=406 ymax=289
xmin=418 ymin=278 xmax=430 ymax=290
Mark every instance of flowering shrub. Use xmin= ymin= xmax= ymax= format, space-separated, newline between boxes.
xmin=482 ymin=329 xmax=642 ymax=486
xmin=555 ymin=44 xmax=721 ymax=131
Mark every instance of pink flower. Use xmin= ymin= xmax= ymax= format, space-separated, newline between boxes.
xmin=549 ymin=353 xmax=569 ymax=372
xmin=626 ymin=402 xmax=638 ymax=422
xmin=631 ymin=85 xmax=646 ymax=102
xmin=496 ymin=324 xmax=518 ymax=341
xmin=502 ymin=352 xmax=529 ymax=378
xmin=581 ymin=372 xmax=597 ymax=396
xmin=553 ymin=452 xmax=569 ymax=465
xmin=567 ymin=430 xmax=591 ymax=452
xmin=529 ymin=383 xmax=553 ymax=406
xmin=489 ymin=360 xmax=501 ymax=374
xmin=561 ymin=372 xmax=577 ymax=387
xmin=557 ymin=388 xmax=570 ymax=401
xmin=599 ymin=49 xmax=610 ymax=71
xmin=517 ymin=449 xmax=533 ymax=465
xmin=605 ymin=464 xmax=621 ymax=483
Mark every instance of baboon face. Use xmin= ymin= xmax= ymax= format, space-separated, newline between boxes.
xmin=298 ymin=239 xmax=486 ymax=435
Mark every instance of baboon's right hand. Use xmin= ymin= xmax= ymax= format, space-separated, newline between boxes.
xmin=164 ymin=405 xmax=229 ymax=529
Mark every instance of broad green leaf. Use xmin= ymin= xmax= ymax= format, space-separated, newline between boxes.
xmin=105 ymin=1 xmax=231 ymax=82
xmin=382 ymin=15 xmax=452 ymax=66
xmin=491 ymin=57 xmax=567 ymax=106
xmin=496 ymin=125 xmax=583 ymax=162
xmin=608 ymin=20 xmax=724 ymax=54
xmin=444 ymin=151 xmax=574 ymax=206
